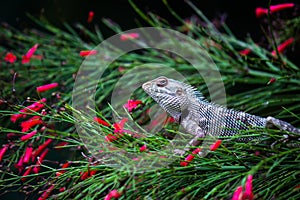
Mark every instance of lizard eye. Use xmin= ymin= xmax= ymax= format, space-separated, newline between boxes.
xmin=176 ymin=88 xmax=183 ymax=96
xmin=156 ymin=78 xmax=168 ymax=87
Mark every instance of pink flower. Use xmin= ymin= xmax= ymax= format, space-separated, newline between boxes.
xmin=139 ymin=144 xmax=147 ymax=152
xmin=37 ymin=83 xmax=58 ymax=92
xmin=20 ymin=116 xmax=43 ymax=132
xmin=38 ymin=185 xmax=54 ymax=200
xmin=239 ymin=48 xmax=251 ymax=56
xmin=120 ymin=33 xmax=139 ymax=41
xmin=79 ymin=50 xmax=98 ymax=57
xmin=232 ymin=186 xmax=243 ymax=200
xmin=21 ymin=130 xmax=38 ymax=141
xmin=4 ymin=52 xmax=17 ymax=63
xmin=22 ymin=44 xmax=39 ymax=64
xmin=113 ymin=118 xmax=128 ymax=133
xmin=124 ymin=99 xmax=142 ymax=112
xmin=272 ymin=37 xmax=294 ymax=57
xmin=94 ymin=117 xmax=110 ymax=127
xmin=32 ymin=138 xmax=53 ymax=157
xmin=23 ymin=146 xmax=33 ymax=163
xmin=210 ymin=139 xmax=222 ymax=151
xmin=0 ymin=144 xmax=9 ymax=162
xmin=243 ymin=175 xmax=254 ymax=200
xmin=105 ymin=134 xmax=118 ymax=142
xmin=15 ymin=155 xmax=25 ymax=172
xmin=104 ymin=189 xmax=121 ymax=200
xmin=87 ymin=11 xmax=94 ymax=23
xmin=255 ymin=3 xmax=295 ymax=18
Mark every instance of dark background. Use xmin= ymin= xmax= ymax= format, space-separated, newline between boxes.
xmin=0 ymin=0 xmax=290 ymax=40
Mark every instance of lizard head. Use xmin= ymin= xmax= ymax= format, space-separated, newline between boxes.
xmin=142 ymin=76 xmax=195 ymax=121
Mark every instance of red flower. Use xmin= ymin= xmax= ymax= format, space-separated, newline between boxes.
xmin=79 ymin=50 xmax=98 ymax=57
xmin=54 ymin=141 xmax=69 ymax=150
xmin=22 ymin=44 xmax=39 ymax=64
xmin=21 ymin=130 xmax=38 ymax=141
xmin=0 ymin=144 xmax=9 ymax=162
xmin=32 ymin=138 xmax=53 ymax=157
xmin=38 ymin=185 xmax=54 ymax=200
xmin=37 ymin=83 xmax=59 ymax=93
xmin=33 ymin=148 xmax=49 ymax=174
xmin=15 ymin=155 xmax=25 ymax=172
xmin=210 ymin=139 xmax=222 ymax=151
xmin=270 ymin=3 xmax=295 ymax=13
xmin=272 ymin=37 xmax=294 ymax=57
xmin=255 ymin=3 xmax=295 ymax=18
xmin=139 ymin=144 xmax=147 ymax=152
xmin=120 ymin=33 xmax=139 ymax=41
xmin=124 ymin=99 xmax=142 ymax=112
xmin=4 ymin=52 xmax=17 ymax=63
xmin=267 ymin=77 xmax=276 ymax=85
xmin=104 ymin=189 xmax=121 ymax=200
xmin=56 ymin=161 xmax=70 ymax=177
xmin=185 ymin=154 xmax=195 ymax=162
xmin=192 ymin=148 xmax=201 ymax=154
xmin=87 ymin=11 xmax=94 ymax=23
xmin=105 ymin=134 xmax=118 ymax=142
xmin=113 ymin=118 xmax=128 ymax=133
xmin=180 ymin=161 xmax=189 ymax=167
xmin=239 ymin=48 xmax=251 ymax=56
xmin=243 ymin=175 xmax=254 ymax=200
xmin=20 ymin=116 xmax=43 ymax=132
xmin=232 ymin=186 xmax=243 ymax=200
xmin=21 ymin=167 xmax=32 ymax=181
xmin=10 ymin=98 xmax=46 ymax=123
xmin=23 ymin=146 xmax=33 ymax=163
xmin=94 ymin=117 xmax=110 ymax=126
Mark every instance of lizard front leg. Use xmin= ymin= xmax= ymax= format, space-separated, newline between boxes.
xmin=173 ymin=117 xmax=205 ymax=156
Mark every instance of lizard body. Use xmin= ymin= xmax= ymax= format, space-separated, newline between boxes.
xmin=142 ymin=76 xmax=300 ymax=154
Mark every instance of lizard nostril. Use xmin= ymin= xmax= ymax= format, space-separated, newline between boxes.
xmin=142 ymin=82 xmax=151 ymax=90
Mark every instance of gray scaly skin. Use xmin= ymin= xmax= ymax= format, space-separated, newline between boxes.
xmin=142 ymin=76 xmax=300 ymax=155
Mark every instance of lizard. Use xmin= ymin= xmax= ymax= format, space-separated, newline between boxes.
xmin=142 ymin=76 xmax=300 ymax=155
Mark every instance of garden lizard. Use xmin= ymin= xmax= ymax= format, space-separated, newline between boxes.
xmin=142 ymin=76 xmax=300 ymax=154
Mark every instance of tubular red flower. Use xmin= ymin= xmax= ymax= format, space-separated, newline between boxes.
xmin=113 ymin=118 xmax=128 ymax=133
xmin=255 ymin=7 xmax=268 ymax=18
xmin=56 ymin=161 xmax=70 ymax=176
xmin=15 ymin=155 xmax=25 ymax=172
xmin=21 ymin=130 xmax=38 ymax=141
xmin=23 ymin=146 xmax=33 ymax=163
xmin=105 ymin=134 xmax=118 ymax=142
xmin=267 ymin=77 xmax=276 ymax=85
xmin=180 ymin=161 xmax=189 ymax=167
xmin=232 ymin=186 xmax=243 ymax=200
xmin=94 ymin=117 xmax=110 ymax=127
xmin=22 ymin=44 xmax=39 ymax=64
xmin=120 ymin=33 xmax=139 ymax=41
xmin=270 ymin=3 xmax=295 ymax=13
xmin=11 ymin=113 xmax=26 ymax=123
xmin=36 ymin=83 xmax=59 ymax=93
xmin=20 ymin=116 xmax=43 ymax=132
xmin=192 ymin=148 xmax=201 ymax=154
xmin=33 ymin=148 xmax=49 ymax=174
xmin=87 ymin=11 xmax=94 ymax=23
xmin=185 ymin=154 xmax=195 ymax=162
xmin=38 ymin=185 xmax=54 ymax=200
xmin=243 ymin=175 xmax=254 ymax=200
xmin=79 ymin=50 xmax=98 ymax=57
xmin=139 ymin=144 xmax=147 ymax=152
xmin=0 ymin=144 xmax=9 ymax=162
xmin=4 ymin=52 xmax=17 ymax=63
xmin=272 ymin=38 xmax=294 ymax=57
xmin=33 ymin=138 xmax=53 ymax=157
xmin=21 ymin=167 xmax=32 ymax=181
xmin=239 ymin=48 xmax=251 ymax=56
xmin=210 ymin=139 xmax=222 ymax=151
xmin=124 ymin=99 xmax=142 ymax=112
xmin=105 ymin=189 xmax=121 ymax=200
